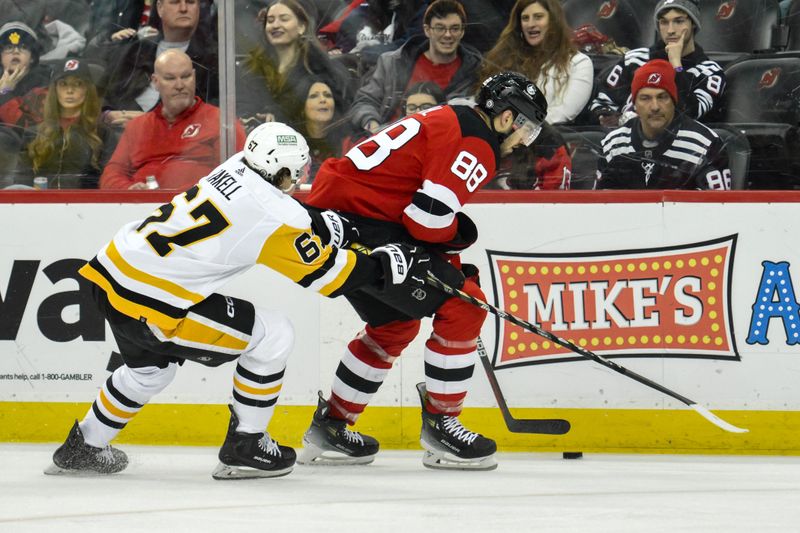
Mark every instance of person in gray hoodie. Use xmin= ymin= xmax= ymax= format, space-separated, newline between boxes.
xmin=350 ymin=0 xmax=482 ymax=135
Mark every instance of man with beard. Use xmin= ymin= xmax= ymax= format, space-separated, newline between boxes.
xmin=590 ymin=0 xmax=725 ymax=127
xmin=596 ymin=59 xmax=731 ymax=190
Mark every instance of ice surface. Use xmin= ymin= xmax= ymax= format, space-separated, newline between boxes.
xmin=2 ymin=444 xmax=800 ymax=532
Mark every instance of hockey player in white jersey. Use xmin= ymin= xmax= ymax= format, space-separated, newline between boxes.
xmin=44 ymin=122 xmax=430 ymax=480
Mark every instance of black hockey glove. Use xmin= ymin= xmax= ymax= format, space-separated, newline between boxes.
xmin=371 ymin=243 xmax=431 ymax=291
xmin=433 ymin=211 xmax=478 ymax=254
xmin=462 ymin=263 xmax=480 ymax=286
xmin=308 ymin=209 xmax=360 ymax=248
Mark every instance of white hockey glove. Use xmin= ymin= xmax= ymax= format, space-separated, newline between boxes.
xmin=309 ymin=209 xmax=359 ymax=248
xmin=371 ymin=243 xmax=431 ymax=291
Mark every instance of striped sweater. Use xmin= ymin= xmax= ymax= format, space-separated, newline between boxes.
xmin=596 ymin=115 xmax=731 ymax=190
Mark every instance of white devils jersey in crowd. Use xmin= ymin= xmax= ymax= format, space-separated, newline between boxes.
xmin=80 ymin=153 xmax=374 ymax=333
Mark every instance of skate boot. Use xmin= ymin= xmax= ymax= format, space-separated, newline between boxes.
xmin=297 ymin=391 xmax=379 ymax=465
xmin=211 ymin=405 xmax=296 ymax=480
xmin=417 ymin=382 xmax=497 ymax=471
xmin=44 ymin=421 xmax=128 ymax=475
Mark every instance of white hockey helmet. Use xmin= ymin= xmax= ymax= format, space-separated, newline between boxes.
xmin=243 ymin=122 xmax=311 ymax=192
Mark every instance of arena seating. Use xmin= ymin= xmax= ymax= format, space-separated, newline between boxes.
xmin=563 ymin=0 xmax=659 ymax=51
xmin=714 ymin=54 xmax=800 ymax=189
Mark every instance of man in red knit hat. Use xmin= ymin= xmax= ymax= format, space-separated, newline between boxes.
xmin=596 ymin=59 xmax=731 ymax=190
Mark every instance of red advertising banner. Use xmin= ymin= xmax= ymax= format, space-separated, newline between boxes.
xmin=487 ymin=235 xmax=739 ymax=367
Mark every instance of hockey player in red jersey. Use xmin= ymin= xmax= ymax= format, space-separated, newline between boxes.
xmin=298 ymin=72 xmax=549 ymax=470
xmin=44 ymin=122 xmax=429 ymax=480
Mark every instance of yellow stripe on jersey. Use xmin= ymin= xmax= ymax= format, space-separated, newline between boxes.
xmin=80 ymin=262 xmax=248 ymax=352
xmin=106 ymin=241 xmax=204 ymax=305
xmin=78 ymin=262 xmax=182 ymax=331
xmin=318 ymin=249 xmax=358 ymax=296
xmin=233 ymin=378 xmax=282 ymax=396
xmin=256 ymin=225 xmax=329 ymax=282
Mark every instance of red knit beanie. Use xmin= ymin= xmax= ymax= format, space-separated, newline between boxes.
xmin=631 ymin=59 xmax=678 ymax=103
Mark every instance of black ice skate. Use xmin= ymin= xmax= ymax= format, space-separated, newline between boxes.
xmin=417 ymin=382 xmax=497 ymax=471
xmin=296 ymin=391 xmax=379 ymax=465
xmin=212 ymin=405 xmax=296 ymax=480
xmin=44 ymin=421 xmax=128 ymax=476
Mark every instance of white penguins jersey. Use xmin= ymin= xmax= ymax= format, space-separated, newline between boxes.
xmin=79 ymin=152 xmax=379 ymax=333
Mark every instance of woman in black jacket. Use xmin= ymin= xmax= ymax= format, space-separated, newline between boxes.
xmin=17 ymin=58 xmax=116 ymax=189
xmin=237 ymin=0 xmax=354 ymax=132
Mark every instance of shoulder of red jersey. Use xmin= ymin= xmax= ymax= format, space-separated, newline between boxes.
xmin=439 ymin=105 xmax=501 ymax=168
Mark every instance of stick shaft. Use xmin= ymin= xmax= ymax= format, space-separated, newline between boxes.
xmin=426 ymin=272 xmax=748 ymax=433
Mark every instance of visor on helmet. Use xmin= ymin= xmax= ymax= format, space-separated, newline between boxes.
xmin=512 ymin=113 xmax=543 ymax=147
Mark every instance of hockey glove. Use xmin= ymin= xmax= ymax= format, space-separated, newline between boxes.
xmin=462 ymin=263 xmax=480 ymax=287
xmin=434 ymin=211 xmax=478 ymax=254
xmin=308 ymin=209 xmax=360 ymax=248
xmin=371 ymin=243 xmax=431 ymax=291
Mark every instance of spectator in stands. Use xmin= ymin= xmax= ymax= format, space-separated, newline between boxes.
xmin=0 ymin=2 xmax=88 ymax=60
xmin=486 ymin=121 xmax=572 ymax=190
xmin=237 ymin=0 xmax=353 ymax=132
xmin=87 ymin=0 xmax=218 ymax=129
xmin=350 ymin=0 xmax=482 ymax=135
xmin=88 ymin=1 xmax=158 ymax=43
xmin=479 ymin=0 xmax=593 ymax=125
xmin=100 ymin=49 xmax=244 ymax=190
xmin=401 ymin=81 xmax=445 ymax=116
xmin=15 ymin=58 xmax=115 ymax=189
xmin=0 ymin=22 xmax=50 ymax=129
xmin=591 ymin=0 xmax=725 ymax=128
xmin=322 ymin=0 xmax=427 ymax=62
xmin=296 ymin=77 xmax=354 ymax=182
xmin=596 ymin=60 xmax=730 ymax=190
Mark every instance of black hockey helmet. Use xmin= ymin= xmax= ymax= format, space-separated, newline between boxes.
xmin=476 ymin=72 xmax=548 ymax=146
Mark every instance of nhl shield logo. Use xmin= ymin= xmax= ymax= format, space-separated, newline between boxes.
xmin=717 ymin=1 xmax=736 ymax=20
xmin=597 ymin=0 xmax=617 ymax=19
xmin=758 ymin=68 xmax=781 ymax=90
xmin=181 ymin=123 xmax=201 ymax=139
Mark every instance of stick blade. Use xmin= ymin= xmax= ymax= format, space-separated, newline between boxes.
xmin=690 ymin=404 xmax=749 ymax=433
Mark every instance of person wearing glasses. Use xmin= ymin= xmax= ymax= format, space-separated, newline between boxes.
xmin=479 ymin=0 xmax=593 ymax=125
xmin=401 ymin=81 xmax=445 ymax=116
xmin=349 ymin=0 xmax=482 ymax=135
xmin=590 ymin=0 xmax=725 ymax=128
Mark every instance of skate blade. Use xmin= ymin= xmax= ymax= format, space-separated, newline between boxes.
xmin=211 ymin=462 xmax=293 ymax=480
xmin=296 ymin=441 xmax=376 ymax=466
xmin=421 ymin=450 xmax=498 ymax=471
xmin=43 ymin=463 xmax=118 ymax=476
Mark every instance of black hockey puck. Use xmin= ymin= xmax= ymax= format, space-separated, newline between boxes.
xmin=562 ymin=452 xmax=583 ymax=459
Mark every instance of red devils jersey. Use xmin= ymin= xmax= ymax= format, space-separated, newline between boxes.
xmin=307 ymin=105 xmax=500 ymax=244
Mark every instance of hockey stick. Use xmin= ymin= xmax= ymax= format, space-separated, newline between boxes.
xmin=476 ymin=336 xmax=571 ymax=434
xmin=426 ymin=271 xmax=748 ymax=434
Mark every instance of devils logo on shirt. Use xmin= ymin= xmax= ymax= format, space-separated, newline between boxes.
xmin=181 ymin=123 xmax=201 ymax=139
xmin=717 ymin=1 xmax=736 ymax=20
xmin=758 ymin=68 xmax=781 ymax=90
xmin=597 ymin=0 xmax=617 ymax=19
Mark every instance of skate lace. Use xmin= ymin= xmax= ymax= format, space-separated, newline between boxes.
xmin=342 ymin=427 xmax=365 ymax=445
xmin=257 ymin=435 xmax=281 ymax=457
xmin=442 ymin=416 xmax=478 ymax=445
xmin=96 ymin=446 xmax=117 ymax=465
